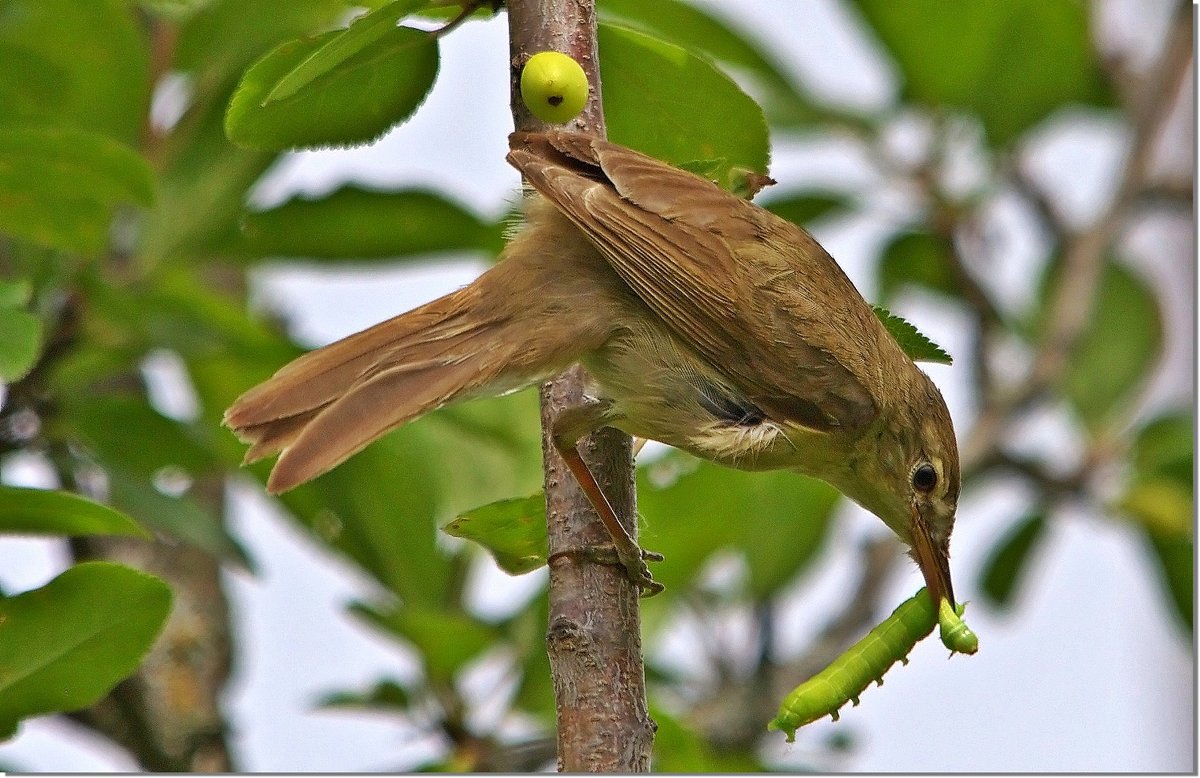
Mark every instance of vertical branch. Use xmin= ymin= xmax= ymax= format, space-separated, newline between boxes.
xmin=506 ymin=0 xmax=654 ymax=771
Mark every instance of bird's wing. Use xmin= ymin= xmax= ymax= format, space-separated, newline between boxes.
xmin=507 ymin=131 xmax=879 ymax=432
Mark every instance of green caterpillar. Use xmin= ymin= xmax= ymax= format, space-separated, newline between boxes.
xmin=768 ymin=588 xmax=977 ymax=742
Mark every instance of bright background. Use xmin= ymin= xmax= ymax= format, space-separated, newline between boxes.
xmin=0 ymin=0 xmax=1192 ymax=771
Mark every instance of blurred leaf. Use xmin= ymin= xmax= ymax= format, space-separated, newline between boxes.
xmin=0 ymin=307 xmax=41 ymax=381
xmin=225 ymin=25 xmax=438 ymax=151
xmin=1038 ymin=260 xmax=1162 ymax=430
xmin=0 ymin=278 xmax=32 ymax=309
xmin=878 ymin=231 xmax=957 ymax=302
xmin=235 ymin=186 xmax=505 ymax=261
xmin=765 ymin=192 xmax=849 ymax=226
xmin=106 ymin=469 xmax=255 ymax=571
xmin=871 ymin=305 xmax=953 ymax=365
xmin=1129 ymin=411 xmax=1193 ymax=487
xmin=1144 ymin=532 xmax=1192 ymax=633
xmin=0 ymin=127 xmax=156 ymax=253
xmin=598 ymin=0 xmax=816 ymax=127
xmin=599 ymin=23 xmax=769 ymax=182
xmin=65 ymin=395 xmax=220 ymax=479
xmin=979 ymin=513 xmax=1046 ymax=608
xmin=0 ymin=486 xmax=148 ymax=538
xmin=443 ymin=494 xmax=547 ymax=576
xmin=650 ymin=705 xmax=761 ymax=772
xmin=316 ymin=678 xmax=411 ymax=712
xmin=0 ymin=0 xmax=149 ymax=143
xmin=637 ymin=452 xmax=840 ymax=598
xmin=856 ymin=0 xmax=1112 ymax=145
xmin=351 ymin=602 xmax=498 ymax=682
xmin=1117 ymin=479 xmax=1192 ymax=538
xmin=265 ymin=0 xmax=429 ymax=104
xmin=176 ymin=0 xmax=348 ymax=83
xmin=0 ymin=562 xmax=172 ymax=739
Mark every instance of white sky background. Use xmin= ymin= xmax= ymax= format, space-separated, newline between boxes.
xmin=0 ymin=0 xmax=1194 ymax=772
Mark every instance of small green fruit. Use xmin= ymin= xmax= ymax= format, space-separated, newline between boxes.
xmin=520 ymin=51 xmax=589 ymax=124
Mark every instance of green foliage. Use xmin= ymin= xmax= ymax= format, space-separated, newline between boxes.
xmin=1037 ymin=259 xmax=1162 ymax=430
xmin=0 ymin=486 xmax=148 ymax=538
xmin=0 ymin=127 xmax=155 ymax=253
xmin=599 ymin=23 xmax=770 ymax=182
xmin=0 ymin=280 xmax=41 ymax=381
xmin=856 ymin=0 xmax=1112 ymax=145
xmin=871 ymin=306 xmax=953 ymax=365
xmin=0 ymin=562 xmax=172 ymax=740
xmin=598 ymin=0 xmax=816 ymax=127
xmin=765 ymin=192 xmax=849 ymax=226
xmin=225 ymin=21 xmax=438 ymax=150
xmin=443 ymin=494 xmax=547 ymax=575
xmin=234 ymin=186 xmax=506 ymax=261
xmin=878 ymin=231 xmax=957 ymax=302
xmin=979 ymin=513 xmax=1047 ymax=609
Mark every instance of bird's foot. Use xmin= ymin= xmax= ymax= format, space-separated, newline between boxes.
xmin=550 ymin=544 xmax=665 ymax=597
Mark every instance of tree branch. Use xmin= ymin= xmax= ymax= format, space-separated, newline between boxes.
xmin=505 ymin=0 xmax=653 ymax=771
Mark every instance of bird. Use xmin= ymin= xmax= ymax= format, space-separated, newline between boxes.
xmin=224 ymin=130 xmax=960 ymax=605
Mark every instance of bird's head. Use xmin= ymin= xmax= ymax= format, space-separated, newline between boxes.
xmin=836 ymin=370 xmax=960 ymax=607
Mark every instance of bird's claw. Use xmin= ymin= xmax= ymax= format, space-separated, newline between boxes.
xmin=618 ymin=546 xmax=665 ymax=598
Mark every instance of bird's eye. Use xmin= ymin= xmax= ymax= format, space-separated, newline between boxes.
xmin=912 ymin=463 xmax=938 ymax=493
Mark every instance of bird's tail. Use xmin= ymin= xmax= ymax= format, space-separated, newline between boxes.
xmin=224 ymin=203 xmax=606 ymax=493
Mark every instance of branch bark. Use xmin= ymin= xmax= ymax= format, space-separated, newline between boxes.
xmin=505 ymin=0 xmax=654 ymax=771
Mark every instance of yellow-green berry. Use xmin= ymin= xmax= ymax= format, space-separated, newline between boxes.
xmin=520 ymin=51 xmax=589 ymax=124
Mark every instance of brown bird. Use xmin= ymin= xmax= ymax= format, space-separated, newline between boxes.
xmin=225 ymin=130 xmax=960 ymax=605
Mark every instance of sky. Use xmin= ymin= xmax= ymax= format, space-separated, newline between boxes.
xmin=0 ymin=0 xmax=1193 ymax=772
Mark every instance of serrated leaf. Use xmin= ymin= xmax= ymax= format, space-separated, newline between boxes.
xmin=598 ymin=23 xmax=769 ymax=183
xmin=225 ymin=24 xmax=438 ymax=151
xmin=978 ymin=513 xmax=1046 ymax=608
xmin=0 ymin=486 xmax=148 ymax=538
xmin=443 ymin=494 xmax=547 ymax=576
xmin=235 ymin=186 xmax=504 ymax=261
xmin=264 ymin=0 xmax=429 ymax=104
xmin=871 ymin=305 xmax=953 ymax=365
xmin=0 ymin=562 xmax=172 ymax=738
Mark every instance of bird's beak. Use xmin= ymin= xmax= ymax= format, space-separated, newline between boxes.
xmin=910 ymin=503 xmax=955 ymax=609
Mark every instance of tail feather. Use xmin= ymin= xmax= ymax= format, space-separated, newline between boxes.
xmin=225 ymin=285 xmax=549 ymax=493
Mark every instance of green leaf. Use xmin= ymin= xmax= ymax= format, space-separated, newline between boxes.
xmin=0 ymin=486 xmax=148 ymax=538
xmin=978 ymin=513 xmax=1046 ymax=608
xmin=637 ymin=451 xmax=841 ymax=598
xmin=1144 ymin=532 xmax=1192 ymax=633
xmin=765 ymin=192 xmax=849 ymax=226
xmin=0 ymin=127 xmax=156 ymax=253
xmin=0 ymin=307 xmax=41 ymax=381
xmin=598 ymin=23 xmax=769 ymax=183
xmin=350 ymin=602 xmax=498 ymax=682
xmin=1040 ymin=260 xmax=1162 ymax=430
xmin=65 ymin=395 xmax=220 ymax=479
xmin=871 ymin=305 xmax=953 ymax=365
xmin=877 ymin=231 xmax=958 ymax=302
xmin=598 ymin=0 xmax=817 ymax=127
xmin=1129 ymin=411 xmax=1193 ymax=487
xmin=235 ymin=186 xmax=505 ymax=261
xmin=265 ymin=0 xmax=430 ymax=104
xmin=1116 ymin=411 xmax=1193 ymax=541
xmin=0 ymin=0 xmax=150 ymax=143
xmin=316 ymin=678 xmax=411 ymax=712
xmin=106 ymin=469 xmax=255 ymax=571
xmin=856 ymin=0 xmax=1112 ymax=145
xmin=0 ymin=562 xmax=172 ymax=739
xmin=442 ymin=494 xmax=547 ymax=576
xmin=225 ymin=25 xmax=439 ymax=151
